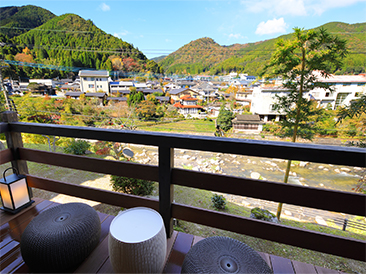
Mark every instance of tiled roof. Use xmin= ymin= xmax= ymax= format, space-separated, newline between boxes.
xmin=232 ymin=114 xmax=263 ymax=124
xmin=85 ymin=93 xmax=106 ymax=98
xmin=173 ymin=102 xmax=203 ymax=109
xmin=180 ymin=95 xmax=197 ymax=101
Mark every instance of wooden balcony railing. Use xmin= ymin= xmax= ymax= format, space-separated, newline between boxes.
xmin=1 ymin=111 xmax=365 ymax=262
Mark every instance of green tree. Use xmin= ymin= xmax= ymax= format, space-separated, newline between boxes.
xmin=216 ymin=104 xmax=234 ymax=132
xmin=127 ymin=87 xmax=145 ymax=107
xmin=337 ymin=94 xmax=366 ymax=146
xmin=135 ymin=100 xmax=157 ymax=120
xmin=261 ymin=27 xmax=347 ymax=220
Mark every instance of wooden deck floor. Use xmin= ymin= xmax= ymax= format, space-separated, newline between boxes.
xmin=1 ymin=198 xmax=344 ymax=273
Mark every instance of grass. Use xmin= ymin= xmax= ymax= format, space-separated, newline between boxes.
xmin=1 ymin=140 xmax=365 ymax=273
xmin=137 ymin=119 xmax=216 ymax=134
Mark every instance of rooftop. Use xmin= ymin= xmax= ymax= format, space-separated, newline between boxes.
xmin=79 ymin=70 xmax=110 ymax=77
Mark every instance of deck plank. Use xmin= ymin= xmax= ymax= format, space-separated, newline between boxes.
xmin=0 ymin=197 xmax=43 ymax=226
xmin=0 ymin=245 xmax=23 ymax=273
xmin=163 ymin=232 xmax=194 ymax=274
xmin=74 ymin=237 xmax=109 ymax=273
xmin=315 ymin=265 xmax=340 ymax=273
xmin=97 ymin=258 xmax=114 ymax=274
xmin=192 ymin=235 xmax=204 ymax=246
xmin=258 ymin=252 xmax=272 ymax=271
xmin=292 ymin=260 xmax=317 ymax=274
xmin=270 ymin=254 xmax=295 ymax=274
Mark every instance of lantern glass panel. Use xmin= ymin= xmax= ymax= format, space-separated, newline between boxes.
xmin=0 ymin=184 xmax=13 ymax=209
xmin=9 ymin=178 xmax=30 ymax=209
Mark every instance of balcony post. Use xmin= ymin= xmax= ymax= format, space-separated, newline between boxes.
xmin=158 ymin=146 xmax=174 ymax=238
xmin=1 ymin=111 xmax=29 ymax=176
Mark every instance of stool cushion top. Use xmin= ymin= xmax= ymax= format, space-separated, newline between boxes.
xmin=181 ymin=236 xmax=272 ymax=274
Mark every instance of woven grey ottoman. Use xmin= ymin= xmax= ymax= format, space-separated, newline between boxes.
xmin=20 ymin=202 xmax=101 ymax=272
xmin=181 ymin=236 xmax=272 ymax=273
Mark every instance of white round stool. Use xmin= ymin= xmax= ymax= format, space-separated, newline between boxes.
xmin=108 ymin=207 xmax=167 ymax=273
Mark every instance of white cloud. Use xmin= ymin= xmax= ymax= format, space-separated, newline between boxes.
xmin=114 ymin=30 xmax=129 ymax=38
xmin=99 ymin=3 xmax=110 ymax=12
xmin=255 ymin=18 xmax=288 ymax=35
xmin=228 ymin=33 xmax=244 ymax=39
xmin=308 ymin=0 xmax=366 ymax=15
xmin=242 ymin=0 xmax=366 ymax=16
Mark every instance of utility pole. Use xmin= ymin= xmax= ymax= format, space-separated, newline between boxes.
xmin=0 ymin=63 xmax=11 ymax=111
xmin=0 ymin=41 xmax=12 ymax=111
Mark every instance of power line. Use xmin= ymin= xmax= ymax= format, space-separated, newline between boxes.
xmin=2 ymin=42 xmax=365 ymax=56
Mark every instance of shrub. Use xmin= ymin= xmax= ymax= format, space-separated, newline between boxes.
xmin=250 ymin=207 xmax=279 ymax=223
xmin=211 ymin=193 xmax=226 ymax=210
xmin=110 ymin=175 xmax=154 ymax=196
xmin=63 ymin=139 xmax=90 ymax=155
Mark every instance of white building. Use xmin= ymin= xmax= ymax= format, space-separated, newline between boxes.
xmin=29 ymin=79 xmax=55 ymax=87
xmin=79 ymin=70 xmax=110 ymax=94
xmin=134 ymin=82 xmax=148 ymax=91
xmin=309 ymin=74 xmax=366 ymax=109
xmin=251 ymin=73 xmax=366 ymax=122
xmin=109 ymin=81 xmax=134 ymax=95
xmin=250 ymin=87 xmax=296 ymax=122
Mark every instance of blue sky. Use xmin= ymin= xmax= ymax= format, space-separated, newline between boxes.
xmin=3 ymin=0 xmax=366 ymax=59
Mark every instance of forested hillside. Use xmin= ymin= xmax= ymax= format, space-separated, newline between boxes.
xmin=0 ymin=6 xmax=162 ymax=79
xmin=159 ymin=22 xmax=366 ymax=76
xmin=0 ymin=5 xmax=55 ymax=38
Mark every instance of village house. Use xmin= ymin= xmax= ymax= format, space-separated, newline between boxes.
xmin=79 ymin=70 xmax=110 ymax=94
xmin=109 ymin=81 xmax=134 ymax=95
xmin=235 ymin=89 xmax=253 ymax=107
xmin=232 ymin=114 xmax=264 ymax=133
xmin=191 ymin=82 xmax=218 ymax=101
xmin=168 ymin=88 xmax=200 ymax=103
xmin=65 ymin=91 xmax=107 ymax=106
xmin=173 ymin=95 xmax=204 ymax=117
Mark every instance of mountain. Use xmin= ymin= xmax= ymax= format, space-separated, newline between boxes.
xmin=151 ymin=55 xmax=167 ymax=62
xmin=0 ymin=5 xmax=55 ymax=38
xmin=0 ymin=7 xmax=162 ymax=79
xmin=14 ymin=13 xmax=147 ymax=69
xmin=158 ymin=22 xmax=366 ymax=76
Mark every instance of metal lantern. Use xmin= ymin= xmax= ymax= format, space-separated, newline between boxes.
xmin=0 ymin=167 xmax=34 ymax=214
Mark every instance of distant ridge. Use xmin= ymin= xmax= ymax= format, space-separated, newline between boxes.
xmin=0 ymin=5 xmax=55 ymax=38
xmin=158 ymin=22 xmax=366 ymax=76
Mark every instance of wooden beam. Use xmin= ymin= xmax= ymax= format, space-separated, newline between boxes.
xmin=0 ymin=148 xmax=13 ymax=165
xmin=171 ymin=203 xmax=366 ymax=262
xmin=172 ymin=169 xmax=366 ymax=217
xmin=26 ymin=175 xmax=159 ymax=211
xmin=19 ymin=148 xmax=159 ymax=181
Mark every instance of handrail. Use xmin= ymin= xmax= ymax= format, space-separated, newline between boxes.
xmin=4 ymin=121 xmax=366 ymax=167
xmin=1 ymin=116 xmax=365 ymax=262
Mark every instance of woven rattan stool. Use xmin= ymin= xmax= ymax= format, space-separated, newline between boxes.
xmin=181 ymin=236 xmax=272 ymax=273
xmin=20 ymin=202 xmax=101 ymax=272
